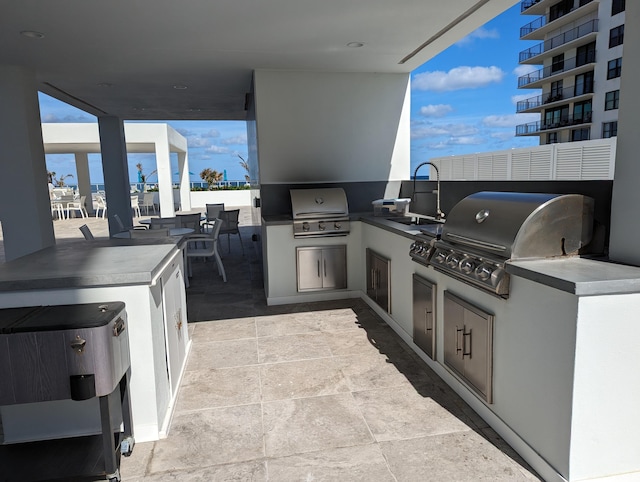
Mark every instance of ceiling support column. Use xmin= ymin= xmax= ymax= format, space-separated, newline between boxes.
xmin=176 ymin=150 xmax=191 ymax=213
xmin=74 ymin=152 xmax=94 ymax=215
xmin=154 ymin=126 xmax=175 ymax=218
xmin=98 ymin=116 xmax=133 ymax=235
xmin=0 ymin=65 xmax=55 ymax=261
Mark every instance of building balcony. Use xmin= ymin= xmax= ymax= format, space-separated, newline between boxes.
xmin=518 ymin=53 xmax=596 ymax=89
xmin=521 ymin=0 xmax=552 ymax=16
xmin=520 ymin=0 xmax=598 ymax=40
xmin=516 ymin=85 xmax=594 ymax=113
xmin=519 ymin=19 xmax=598 ymax=64
xmin=515 ymin=111 xmax=593 ymax=136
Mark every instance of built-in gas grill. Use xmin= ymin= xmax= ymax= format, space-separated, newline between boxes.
xmin=412 ymin=191 xmax=595 ymax=298
xmin=290 ymin=188 xmax=350 ymax=238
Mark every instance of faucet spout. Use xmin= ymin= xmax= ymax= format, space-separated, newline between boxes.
xmin=412 ymin=162 xmax=445 ymax=220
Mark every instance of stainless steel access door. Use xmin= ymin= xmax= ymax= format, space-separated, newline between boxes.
xmin=413 ymin=274 xmax=436 ymax=360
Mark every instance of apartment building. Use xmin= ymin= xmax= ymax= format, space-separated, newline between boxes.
xmin=515 ymin=0 xmax=625 ymax=144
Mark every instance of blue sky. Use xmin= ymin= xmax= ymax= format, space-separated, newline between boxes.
xmin=41 ymin=3 xmax=539 ymax=184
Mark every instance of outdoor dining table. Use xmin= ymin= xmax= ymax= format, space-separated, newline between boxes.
xmin=112 ymin=227 xmax=194 ymax=239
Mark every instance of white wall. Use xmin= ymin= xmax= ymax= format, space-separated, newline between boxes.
xmin=254 ymin=70 xmax=411 ymax=184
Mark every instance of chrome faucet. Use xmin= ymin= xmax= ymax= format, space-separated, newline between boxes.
xmin=412 ymin=161 xmax=445 ymax=220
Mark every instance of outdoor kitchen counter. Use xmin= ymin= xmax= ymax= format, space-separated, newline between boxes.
xmin=0 ymin=238 xmax=181 ymax=291
xmin=507 ymin=256 xmax=640 ymax=296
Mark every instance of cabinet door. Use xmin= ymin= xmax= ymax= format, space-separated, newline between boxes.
xmin=297 ymin=247 xmax=323 ymax=291
xmin=462 ymin=307 xmax=493 ymax=403
xmin=443 ymin=292 xmax=466 ymax=377
xmin=366 ymin=249 xmax=377 ymax=300
xmin=322 ymin=245 xmax=347 ymax=290
xmin=413 ymin=274 xmax=436 ymax=360
xmin=375 ymin=255 xmax=390 ymax=313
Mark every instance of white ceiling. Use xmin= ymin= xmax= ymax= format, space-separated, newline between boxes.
xmin=1 ymin=0 xmax=517 ymax=120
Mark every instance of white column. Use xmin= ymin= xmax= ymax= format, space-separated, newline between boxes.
xmin=609 ymin=1 xmax=640 ymax=265
xmin=0 ymin=65 xmax=55 ymax=261
xmin=74 ymin=151 xmax=94 ymax=215
xmin=177 ymin=151 xmax=192 ymax=212
xmin=155 ymin=127 xmax=175 ymax=217
xmin=98 ymin=116 xmax=132 ymax=235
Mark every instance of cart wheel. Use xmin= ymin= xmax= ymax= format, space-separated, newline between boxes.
xmin=120 ymin=436 xmax=135 ymax=457
xmin=107 ymin=469 xmax=121 ymax=482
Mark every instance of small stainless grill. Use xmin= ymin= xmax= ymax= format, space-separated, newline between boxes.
xmin=290 ymin=188 xmax=350 ymax=238
xmin=412 ymin=191 xmax=595 ymax=298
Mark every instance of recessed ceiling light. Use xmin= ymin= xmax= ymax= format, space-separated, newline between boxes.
xmin=187 ymin=108 xmax=202 ymax=112
xmin=172 ymin=84 xmax=188 ymax=90
xmin=20 ymin=30 xmax=45 ymax=39
xmin=97 ymin=82 xmax=112 ymax=88
xmin=346 ymin=42 xmax=364 ymax=48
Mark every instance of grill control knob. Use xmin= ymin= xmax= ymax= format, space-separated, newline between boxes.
xmin=334 ymin=221 xmax=342 ymax=230
xmin=446 ymin=253 xmax=461 ymax=269
xmin=318 ymin=222 xmax=326 ymax=231
xmin=302 ymin=222 xmax=310 ymax=232
xmin=476 ymin=265 xmax=493 ymax=281
xmin=434 ymin=251 xmax=447 ymax=264
xmin=460 ymin=259 xmax=475 ymax=274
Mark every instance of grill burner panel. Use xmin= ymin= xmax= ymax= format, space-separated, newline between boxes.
xmin=291 ymin=188 xmax=350 ymax=238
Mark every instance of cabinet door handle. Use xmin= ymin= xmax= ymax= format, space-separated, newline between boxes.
xmin=317 ymin=259 xmax=321 ymax=278
xmin=425 ymin=309 xmax=432 ymax=332
xmin=462 ymin=329 xmax=472 ymax=358
xmin=456 ymin=326 xmax=463 ymax=354
xmin=323 ymin=259 xmax=327 ymax=278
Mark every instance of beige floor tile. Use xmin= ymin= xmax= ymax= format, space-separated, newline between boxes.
xmin=266 ymin=444 xmax=395 ymax=482
xmin=335 ymin=353 xmax=419 ymax=392
xmin=175 ymin=365 xmax=261 ymax=412
xmin=149 ymin=405 xmax=264 ymax=473
xmin=260 ymin=357 xmax=350 ymax=401
xmin=263 ymin=393 xmax=374 ymax=457
xmin=128 ymin=460 xmax=267 ymax=481
xmin=186 ymin=338 xmax=258 ymax=370
xmin=119 ymin=440 xmax=154 ymax=479
xmin=353 ymin=385 xmax=472 ymax=441
xmin=190 ymin=317 xmax=257 ymax=341
xmin=380 ymin=431 xmax=543 ymax=481
xmin=257 ymin=332 xmax=333 ymax=363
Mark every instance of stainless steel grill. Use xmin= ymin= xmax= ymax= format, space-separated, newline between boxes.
xmin=290 ymin=188 xmax=350 ymax=238
xmin=411 ymin=191 xmax=595 ymax=298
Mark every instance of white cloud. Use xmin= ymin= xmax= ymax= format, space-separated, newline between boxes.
xmin=41 ymin=113 xmax=93 ymax=123
xmin=419 ymin=104 xmax=453 ymax=118
xmin=221 ymin=134 xmax=248 ymax=145
xmin=412 ymin=122 xmax=479 ymax=139
xmin=413 ymin=66 xmax=505 ymax=92
xmin=483 ymin=113 xmax=539 ymax=127
xmin=456 ymin=27 xmax=500 ymax=45
xmin=513 ymin=64 xmax=538 ymax=77
xmin=205 ymin=145 xmax=231 ymax=154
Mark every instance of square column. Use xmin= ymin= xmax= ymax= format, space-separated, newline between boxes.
xmin=0 ymin=66 xmax=55 ymax=261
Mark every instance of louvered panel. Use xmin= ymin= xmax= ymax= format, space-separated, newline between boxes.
xmin=493 ymin=154 xmax=509 ymax=180
xmin=511 ymin=151 xmax=531 ymax=179
xmin=477 ymin=155 xmax=493 ymax=180
xmin=555 ymin=146 xmax=583 ymax=179
xmin=451 ymin=158 xmax=465 ymax=179
xmin=581 ymin=144 xmax=614 ymax=179
xmin=530 ymin=150 xmax=552 ymax=180
xmin=463 ymin=156 xmax=476 ymax=179
xmin=437 ymin=159 xmax=452 ymax=180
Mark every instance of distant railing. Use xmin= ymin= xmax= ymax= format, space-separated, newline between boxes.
xmin=515 ymin=112 xmax=593 ymax=136
xmin=519 ymin=20 xmax=598 ymax=62
xmin=520 ymin=0 xmax=595 ymax=37
xmin=516 ymin=85 xmax=594 ymax=112
xmin=67 ymin=180 xmax=252 ymax=193
xmin=518 ymin=52 xmax=596 ymax=87
xmin=521 ymin=0 xmax=543 ymax=12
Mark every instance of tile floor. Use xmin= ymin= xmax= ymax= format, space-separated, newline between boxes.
xmin=118 ymin=222 xmax=541 ymax=481
xmin=0 ymin=212 xmax=542 ymax=481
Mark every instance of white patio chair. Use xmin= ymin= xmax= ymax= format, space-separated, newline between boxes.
xmin=131 ymin=195 xmax=141 ymax=217
xmin=140 ymin=192 xmax=157 ymax=215
xmin=95 ymin=194 xmax=107 ymax=218
xmin=66 ymin=195 xmax=88 ymax=219
xmin=185 ymin=218 xmax=226 ymax=282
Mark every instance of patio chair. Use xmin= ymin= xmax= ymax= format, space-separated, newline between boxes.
xmin=219 ymin=209 xmax=244 ymax=255
xmin=51 ymin=199 xmax=65 ymax=220
xmin=79 ymin=224 xmax=95 ymax=241
xmin=95 ymin=194 xmax=107 ymax=218
xmin=176 ymin=213 xmax=201 ymax=234
xmin=129 ymin=228 xmax=169 ymax=238
xmin=185 ymin=218 xmax=226 ymax=282
xmin=140 ymin=192 xmax=157 ymax=215
xmin=131 ymin=195 xmax=141 ymax=217
xmin=202 ymin=203 xmax=224 ymax=234
xmin=112 ymin=213 xmax=146 ymax=235
xmin=150 ymin=217 xmax=176 ymax=229
xmin=67 ymin=195 xmax=88 ymax=219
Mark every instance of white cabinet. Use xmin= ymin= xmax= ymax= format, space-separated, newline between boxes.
xmin=296 ymin=245 xmax=347 ymax=291
xmin=366 ymin=248 xmax=390 ymax=313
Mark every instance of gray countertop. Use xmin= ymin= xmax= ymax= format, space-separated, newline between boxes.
xmin=0 ymin=239 xmax=181 ymax=291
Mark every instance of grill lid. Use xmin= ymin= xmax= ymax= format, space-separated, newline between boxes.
xmin=441 ymin=191 xmax=594 ymax=260
xmin=290 ymin=188 xmax=349 ymax=219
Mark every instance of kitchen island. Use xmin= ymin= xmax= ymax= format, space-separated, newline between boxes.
xmin=0 ymin=238 xmax=190 ymax=443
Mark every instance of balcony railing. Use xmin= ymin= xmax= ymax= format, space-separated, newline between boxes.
xmin=520 ymin=0 xmax=595 ymax=36
xmin=516 ymin=84 xmax=594 ymax=112
xmin=518 ymin=52 xmax=596 ymax=87
xmin=519 ymin=19 xmax=598 ymax=62
xmin=515 ymin=111 xmax=593 ymax=135
xmin=521 ymin=0 xmax=543 ymax=12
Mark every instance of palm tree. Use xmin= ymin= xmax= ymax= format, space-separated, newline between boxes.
xmin=238 ymin=155 xmax=251 ymax=183
xmin=200 ymin=168 xmax=224 ymax=190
